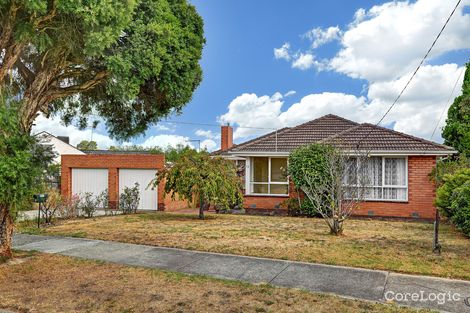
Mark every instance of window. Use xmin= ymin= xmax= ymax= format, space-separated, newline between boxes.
xmin=346 ymin=156 xmax=407 ymax=201
xmin=250 ymin=157 xmax=288 ymax=195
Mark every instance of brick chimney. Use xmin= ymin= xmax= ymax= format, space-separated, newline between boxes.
xmin=221 ymin=124 xmax=233 ymax=151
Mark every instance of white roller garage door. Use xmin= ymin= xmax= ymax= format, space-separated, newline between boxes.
xmin=72 ymin=169 xmax=108 ymax=197
xmin=119 ymin=169 xmax=157 ymax=211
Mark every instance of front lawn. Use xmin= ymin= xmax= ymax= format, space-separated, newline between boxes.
xmin=0 ymin=252 xmax=428 ymax=313
xmin=18 ymin=212 xmax=470 ymax=280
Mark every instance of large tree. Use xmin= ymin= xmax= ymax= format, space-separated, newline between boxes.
xmin=0 ymin=0 xmax=204 ymax=258
xmin=442 ymin=62 xmax=470 ymax=156
xmin=0 ymin=0 xmax=204 ymax=139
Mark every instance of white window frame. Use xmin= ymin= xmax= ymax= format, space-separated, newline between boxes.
xmin=347 ymin=156 xmax=408 ymax=202
xmin=248 ymin=157 xmax=289 ymax=196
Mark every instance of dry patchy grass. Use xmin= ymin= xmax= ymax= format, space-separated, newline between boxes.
xmin=18 ymin=213 xmax=470 ymax=280
xmin=0 ymin=252 xmax=430 ymax=313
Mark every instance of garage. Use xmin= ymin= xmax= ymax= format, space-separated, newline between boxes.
xmin=119 ymin=169 xmax=158 ymax=211
xmin=71 ymin=168 xmax=108 ymax=197
xmin=62 ymin=153 xmax=165 ymax=210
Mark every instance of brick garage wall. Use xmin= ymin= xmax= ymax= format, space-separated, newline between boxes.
xmin=163 ymin=193 xmax=191 ymax=211
xmin=61 ymin=154 xmax=166 ymax=210
xmin=354 ymin=155 xmax=437 ymax=220
xmin=242 ymin=155 xmax=437 ymax=220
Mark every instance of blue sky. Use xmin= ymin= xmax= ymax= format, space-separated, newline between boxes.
xmin=33 ymin=0 xmax=470 ymax=150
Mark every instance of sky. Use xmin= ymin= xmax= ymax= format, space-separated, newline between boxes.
xmin=32 ymin=0 xmax=470 ymax=151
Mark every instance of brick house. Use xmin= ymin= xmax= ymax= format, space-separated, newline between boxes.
xmin=215 ymin=114 xmax=456 ymax=220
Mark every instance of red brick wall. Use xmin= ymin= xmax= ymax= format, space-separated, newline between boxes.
xmin=163 ymin=193 xmax=191 ymax=211
xmin=242 ymin=155 xmax=437 ymax=220
xmin=61 ymin=154 xmax=166 ymax=210
xmin=354 ymin=155 xmax=437 ymax=220
xmin=244 ymin=195 xmax=288 ymax=210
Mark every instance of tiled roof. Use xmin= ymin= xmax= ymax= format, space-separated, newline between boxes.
xmin=220 ymin=114 xmax=455 ymax=154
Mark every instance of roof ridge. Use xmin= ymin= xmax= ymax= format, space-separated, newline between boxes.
xmin=361 ymin=123 xmax=453 ymax=150
xmin=290 ymin=114 xmax=358 ymax=131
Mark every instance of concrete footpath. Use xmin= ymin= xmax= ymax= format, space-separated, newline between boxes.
xmin=13 ymin=234 xmax=470 ymax=313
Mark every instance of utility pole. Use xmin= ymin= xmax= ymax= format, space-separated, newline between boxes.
xmin=433 ymin=156 xmax=441 ymax=254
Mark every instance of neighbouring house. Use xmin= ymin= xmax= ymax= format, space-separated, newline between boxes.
xmin=214 ymin=114 xmax=457 ymax=220
xmin=35 ymin=131 xmax=85 ymax=163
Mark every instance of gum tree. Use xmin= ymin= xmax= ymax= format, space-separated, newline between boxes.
xmin=0 ymin=0 xmax=205 ymax=258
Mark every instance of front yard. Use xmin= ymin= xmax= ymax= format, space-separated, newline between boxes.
xmin=0 ymin=252 xmax=429 ymax=313
xmin=18 ymin=212 xmax=470 ymax=280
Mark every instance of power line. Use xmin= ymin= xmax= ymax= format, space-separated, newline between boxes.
xmin=430 ymin=66 xmax=465 ymax=141
xmin=158 ymin=120 xmax=277 ymax=130
xmin=357 ymin=0 xmax=462 ymax=148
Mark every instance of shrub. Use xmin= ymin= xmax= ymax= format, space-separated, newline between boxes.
xmin=281 ymin=197 xmax=320 ymax=217
xmin=449 ymin=182 xmax=470 ymax=236
xmin=96 ymin=189 xmax=109 ymax=210
xmin=78 ymin=192 xmax=97 ymax=218
xmin=59 ymin=194 xmax=81 ymax=219
xmin=119 ymin=183 xmax=140 ymax=214
xmin=435 ymin=169 xmax=470 ymax=217
xmin=41 ymin=189 xmax=63 ymax=224
xmin=436 ymin=168 xmax=470 ymax=237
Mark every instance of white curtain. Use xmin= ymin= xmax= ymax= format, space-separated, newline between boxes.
xmin=384 ymin=158 xmax=406 ymax=200
xmin=363 ymin=157 xmax=382 ymax=199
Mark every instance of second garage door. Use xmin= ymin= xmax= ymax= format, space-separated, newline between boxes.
xmin=119 ymin=169 xmax=157 ymax=211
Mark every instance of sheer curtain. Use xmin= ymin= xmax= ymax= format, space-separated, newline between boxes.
xmin=384 ymin=158 xmax=406 ymax=200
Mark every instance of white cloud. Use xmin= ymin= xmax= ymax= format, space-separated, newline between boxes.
xmin=330 ymin=0 xmax=470 ymax=81
xmin=284 ymin=90 xmax=296 ymax=97
xmin=292 ymin=53 xmax=316 ymax=70
xmin=218 ymin=93 xmax=284 ymax=139
xmin=274 ymin=42 xmax=291 ymax=60
xmin=195 ymin=129 xmax=220 ymax=140
xmin=141 ymin=135 xmax=192 ymax=149
xmin=219 ymin=63 xmax=464 ymax=143
xmin=201 ymin=139 xmax=217 ymax=151
xmin=154 ymin=124 xmax=176 ymax=132
xmin=32 ymin=115 xmax=117 ymax=149
xmin=305 ymin=26 xmax=342 ymax=48
xmin=279 ymin=92 xmax=369 ymax=126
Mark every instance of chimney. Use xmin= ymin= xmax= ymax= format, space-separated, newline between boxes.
xmin=57 ymin=136 xmax=70 ymax=144
xmin=221 ymin=124 xmax=233 ymax=151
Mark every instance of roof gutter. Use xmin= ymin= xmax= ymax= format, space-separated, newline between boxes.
xmin=226 ymin=149 xmax=458 ymax=157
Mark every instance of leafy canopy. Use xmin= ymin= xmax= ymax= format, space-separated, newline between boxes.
xmin=288 ymin=144 xmax=336 ymax=190
xmin=442 ymin=62 xmax=470 ymax=156
xmin=0 ymin=98 xmax=54 ymax=215
xmin=0 ymin=0 xmax=205 ymax=139
xmin=77 ymin=140 xmax=98 ymax=151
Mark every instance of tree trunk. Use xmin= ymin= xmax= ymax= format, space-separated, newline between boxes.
xmin=199 ymin=195 xmax=204 ymax=220
xmin=0 ymin=204 xmax=14 ymax=258
xmin=329 ymin=219 xmax=343 ymax=236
